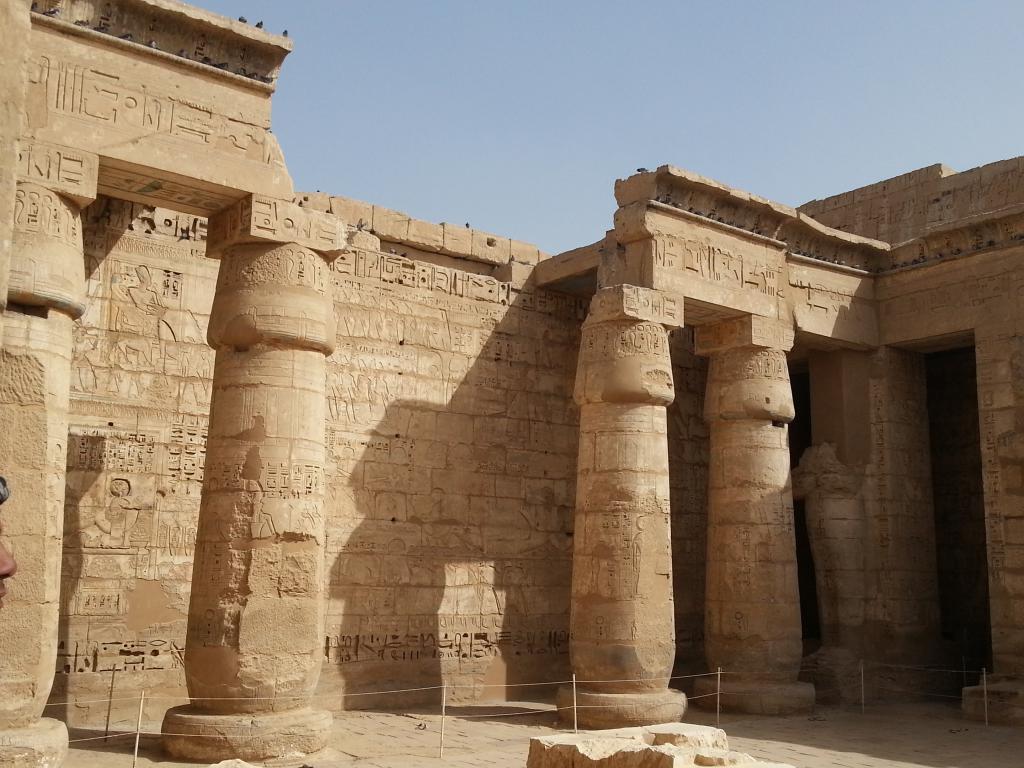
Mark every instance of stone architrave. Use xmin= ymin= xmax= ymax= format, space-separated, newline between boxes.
xmin=692 ymin=315 xmax=815 ymax=714
xmin=0 ymin=146 xmax=98 ymax=767
xmin=557 ymin=284 xmax=688 ymax=728
xmin=161 ymin=195 xmax=342 ymax=762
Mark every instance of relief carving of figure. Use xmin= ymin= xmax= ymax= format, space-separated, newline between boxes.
xmin=81 ymin=478 xmax=145 ymax=549
xmin=112 ymin=265 xmax=171 ymax=339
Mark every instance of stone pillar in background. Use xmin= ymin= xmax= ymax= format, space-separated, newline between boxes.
xmin=0 ymin=148 xmax=98 ymax=767
xmin=692 ymin=316 xmax=814 ymax=714
xmin=0 ymin=0 xmax=32 ymax=347
xmin=792 ymin=444 xmax=865 ymax=703
xmin=559 ymin=285 xmax=688 ymax=728
xmin=964 ymin=326 xmax=1024 ymax=722
xmin=162 ymin=196 xmax=344 ymax=762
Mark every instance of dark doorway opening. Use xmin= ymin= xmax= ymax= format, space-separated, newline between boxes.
xmin=925 ymin=346 xmax=991 ymax=672
xmin=789 ymin=367 xmax=821 ymax=653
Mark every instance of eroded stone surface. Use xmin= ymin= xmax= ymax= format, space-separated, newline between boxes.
xmin=527 ymin=724 xmax=792 ymax=768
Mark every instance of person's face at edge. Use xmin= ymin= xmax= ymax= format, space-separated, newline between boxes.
xmin=0 ymin=518 xmax=16 ymax=608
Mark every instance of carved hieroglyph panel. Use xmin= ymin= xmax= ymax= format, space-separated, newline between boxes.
xmin=25 ymin=24 xmax=292 ymax=209
xmin=56 ymin=198 xmax=213 ymax=722
xmin=322 ymin=246 xmax=585 ymax=703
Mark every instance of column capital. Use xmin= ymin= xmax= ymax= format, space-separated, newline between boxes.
xmin=587 ymin=285 xmax=683 ymax=329
xmin=694 ymin=314 xmax=794 ymax=357
xmin=16 ymin=140 xmax=98 ymax=207
xmin=207 ymin=194 xmax=346 ymax=258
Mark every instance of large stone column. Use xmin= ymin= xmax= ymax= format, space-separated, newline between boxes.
xmin=559 ymin=285 xmax=687 ymax=728
xmin=692 ymin=315 xmax=814 ymax=714
xmin=0 ymin=155 xmax=97 ymax=767
xmin=0 ymin=0 xmax=32 ymax=347
xmin=163 ymin=196 xmax=343 ymax=762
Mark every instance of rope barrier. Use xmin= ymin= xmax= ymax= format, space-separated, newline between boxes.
xmin=54 ymin=655 xmax=1003 ymax=760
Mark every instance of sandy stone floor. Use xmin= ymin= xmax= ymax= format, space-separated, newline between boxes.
xmin=64 ymin=701 xmax=1022 ymax=768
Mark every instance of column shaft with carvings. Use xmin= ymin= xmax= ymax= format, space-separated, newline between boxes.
xmin=162 ymin=196 xmax=343 ymax=762
xmin=0 ymin=0 xmax=31 ymax=347
xmin=558 ymin=285 xmax=687 ymax=728
xmin=0 ymin=143 xmax=98 ymax=767
xmin=692 ymin=316 xmax=814 ymax=714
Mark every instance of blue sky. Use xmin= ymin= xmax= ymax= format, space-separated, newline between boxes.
xmin=202 ymin=1 xmax=1023 ymax=254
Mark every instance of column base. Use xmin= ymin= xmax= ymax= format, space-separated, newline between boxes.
xmin=555 ymin=687 xmax=687 ymax=729
xmin=693 ymin=677 xmax=815 ymax=715
xmin=0 ymin=718 xmax=69 ymax=768
xmin=963 ymin=679 xmax=1024 ymax=724
xmin=162 ymin=706 xmax=332 ymax=762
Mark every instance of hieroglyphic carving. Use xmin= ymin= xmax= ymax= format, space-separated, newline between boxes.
xmin=333 ymin=250 xmax=513 ymax=305
xmin=57 ymin=638 xmax=185 ymax=675
xmin=655 ymin=236 xmax=783 ymax=298
xmin=580 ymin=321 xmax=669 ymax=362
xmin=12 ymin=183 xmax=81 ymax=246
xmin=208 ymin=194 xmax=345 ymax=255
xmin=28 ymin=53 xmax=279 ymax=162
xmin=324 ymin=629 xmax=569 ymax=664
xmin=16 ymin=140 xmax=98 ymax=204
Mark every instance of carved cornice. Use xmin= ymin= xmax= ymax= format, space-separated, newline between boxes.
xmin=615 ymin=166 xmax=890 ymax=272
xmin=31 ymin=0 xmax=291 ymax=90
xmin=885 ymin=206 xmax=1024 ymax=273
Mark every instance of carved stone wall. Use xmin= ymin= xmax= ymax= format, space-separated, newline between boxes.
xmin=667 ymin=329 xmax=709 ymax=674
xmin=862 ymin=348 xmax=942 ymax=661
xmin=800 ymin=158 xmax=1024 ymax=246
xmin=51 ymin=195 xmax=600 ymax=726
xmin=319 ymin=239 xmax=586 ymax=706
xmin=54 ymin=197 xmax=213 ymax=728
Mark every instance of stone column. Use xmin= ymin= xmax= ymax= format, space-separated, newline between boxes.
xmin=162 ymin=196 xmax=344 ymax=762
xmin=692 ymin=316 xmax=814 ymax=714
xmin=558 ymin=285 xmax=687 ymax=728
xmin=0 ymin=153 xmax=97 ymax=767
xmin=0 ymin=0 xmax=32 ymax=347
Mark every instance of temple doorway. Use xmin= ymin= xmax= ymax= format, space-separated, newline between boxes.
xmin=924 ymin=345 xmax=992 ymax=673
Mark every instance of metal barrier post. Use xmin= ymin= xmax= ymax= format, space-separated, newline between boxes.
xmin=716 ymin=667 xmax=722 ymax=726
xmin=132 ymin=690 xmax=145 ymax=768
xmin=860 ymin=659 xmax=865 ymax=714
xmin=572 ymin=673 xmax=578 ymax=734
xmin=438 ymin=682 xmax=447 ymax=758
xmin=104 ymin=667 xmax=116 ymax=742
xmin=982 ymin=667 xmax=989 ymax=726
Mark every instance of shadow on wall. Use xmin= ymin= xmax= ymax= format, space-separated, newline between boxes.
xmin=317 ymin=275 xmax=585 ymax=709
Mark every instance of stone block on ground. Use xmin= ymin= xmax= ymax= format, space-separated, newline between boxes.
xmin=527 ymin=724 xmax=793 ymax=768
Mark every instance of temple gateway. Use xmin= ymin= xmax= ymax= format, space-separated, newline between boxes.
xmin=1 ymin=0 xmax=1022 ymax=764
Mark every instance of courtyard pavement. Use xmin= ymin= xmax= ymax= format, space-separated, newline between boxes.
xmin=64 ymin=700 xmax=1022 ymax=768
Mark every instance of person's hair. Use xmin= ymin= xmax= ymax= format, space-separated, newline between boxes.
xmin=0 ymin=477 xmax=8 ymax=506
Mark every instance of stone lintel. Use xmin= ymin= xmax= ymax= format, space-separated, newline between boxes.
xmin=588 ymin=285 xmax=683 ymax=328
xmin=16 ymin=140 xmax=98 ymax=207
xmin=207 ymin=194 xmax=346 ymax=258
xmin=695 ymin=315 xmax=795 ymax=356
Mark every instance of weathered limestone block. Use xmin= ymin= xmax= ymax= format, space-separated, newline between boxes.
xmin=163 ymin=197 xmax=336 ymax=762
xmin=0 ymin=171 xmax=94 ymax=768
xmin=693 ymin=316 xmax=814 ymax=714
xmin=559 ymin=286 xmax=686 ymax=727
xmin=527 ymin=724 xmax=792 ymax=768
